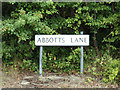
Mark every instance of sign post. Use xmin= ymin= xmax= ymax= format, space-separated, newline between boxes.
xmin=80 ymin=31 xmax=83 ymax=74
xmin=35 ymin=34 xmax=89 ymax=76
xmin=39 ymin=46 xmax=43 ymax=76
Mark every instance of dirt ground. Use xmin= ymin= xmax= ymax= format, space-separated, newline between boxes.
xmin=1 ymin=69 xmax=119 ymax=88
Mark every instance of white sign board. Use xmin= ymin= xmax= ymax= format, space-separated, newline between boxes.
xmin=35 ymin=35 xmax=89 ymax=46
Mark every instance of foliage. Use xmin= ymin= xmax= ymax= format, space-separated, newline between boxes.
xmin=94 ymin=54 xmax=120 ymax=83
xmin=2 ymin=2 xmax=120 ymax=84
xmin=42 ymin=47 xmax=81 ymax=74
xmin=85 ymin=47 xmax=120 ymax=84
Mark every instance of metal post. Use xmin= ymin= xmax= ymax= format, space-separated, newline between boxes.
xmin=39 ymin=46 xmax=43 ymax=76
xmin=80 ymin=31 xmax=83 ymax=74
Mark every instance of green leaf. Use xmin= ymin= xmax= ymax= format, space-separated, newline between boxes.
xmin=46 ymin=10 xmax=51 ymax=14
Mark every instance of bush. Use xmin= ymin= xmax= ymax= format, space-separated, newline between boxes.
xmin=85 ymin=48 xmax=120 ymax=84
xmin=2 ymin=2 xmax=120 ymax=84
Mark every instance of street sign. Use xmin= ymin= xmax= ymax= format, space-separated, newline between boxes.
xmin=35 ymin=35 xmax=89 ymax=46
xmin=35 ymin=33 xmax=89 ymax=76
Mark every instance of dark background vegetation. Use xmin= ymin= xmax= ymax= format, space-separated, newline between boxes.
xmin=1 ymin=2 xmax=120 ymax=84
